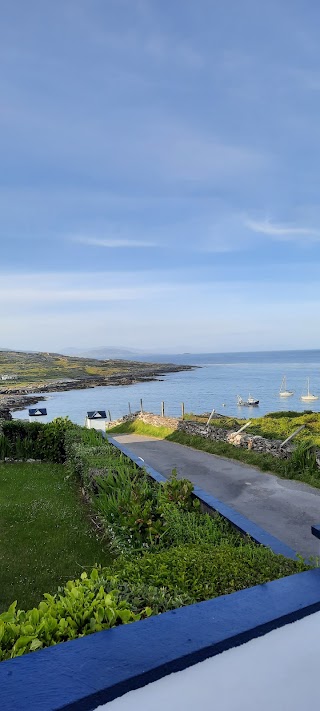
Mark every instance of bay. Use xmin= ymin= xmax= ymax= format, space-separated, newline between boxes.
xmin=13 ymin=350 xmax=320 ymax=425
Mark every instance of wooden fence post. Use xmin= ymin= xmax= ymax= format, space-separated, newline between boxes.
xmin=140 ymin=399 xmax=143 ymax=413
xmin=108 ymin=410 xmax=112 ymax=422
xmin=206 ymin=407 xmax=216 ymax=428
xmin=161 ymin=401 xmax=165 ymax=417
xmin=128 ymin=402 xmax=131 ymax=415
xmin=181 ymin=402 xmax=185 ymax=418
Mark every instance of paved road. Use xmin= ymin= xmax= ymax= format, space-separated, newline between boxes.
xmin=114 ymin=434 xmax=320 ymax=558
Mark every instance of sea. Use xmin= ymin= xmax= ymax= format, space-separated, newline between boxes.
xmin=13 ymin=350 xmax=320 ymax=426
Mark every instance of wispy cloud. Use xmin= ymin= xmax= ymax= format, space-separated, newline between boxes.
xmin=72 ymin=236 xmax=157 ymax=248
xmin=245 ymin=219 xmax=320 ymax=240
xmin=0 ymin=271 xmax=177 ymax=304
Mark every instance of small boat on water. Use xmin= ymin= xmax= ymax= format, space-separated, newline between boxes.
xmin=279 ymin=376 xmax=294 ymax=397
xmin=300 ymin=378 xmax=318 ymax=402
xmin=237 ymin=394 xmax=259 ymax=407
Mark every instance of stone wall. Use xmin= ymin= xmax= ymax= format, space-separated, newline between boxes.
xmin=178 ymin=420 xmax=296 ymax=459
xmin=106 ymin=412 xmax=320 ymax=466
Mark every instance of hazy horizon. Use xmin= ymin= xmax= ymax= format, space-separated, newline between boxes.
xmin=2 ymin=1 xmax=320 ymax=351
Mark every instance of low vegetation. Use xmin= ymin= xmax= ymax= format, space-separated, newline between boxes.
xmin=0 ymin=420 xmax=310 ymax=660
xmin=0 ymin=349 xmax=177 ymax=390
xmin=184 ymin=410 xmax=320 ymax=446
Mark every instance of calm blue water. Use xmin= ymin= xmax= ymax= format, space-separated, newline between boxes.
xmin=13 ymin=350 xmax=320 ymax=425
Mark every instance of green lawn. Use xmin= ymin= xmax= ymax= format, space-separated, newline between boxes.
xmin=0 ymin=462 xmax=112 ymax=612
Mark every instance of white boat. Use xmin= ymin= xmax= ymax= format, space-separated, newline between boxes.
xmin=279 ymin=376 xmax=294 ymax=397
xmin=300 ymin=378 xmax=318 ymax=402
xmin=237 ymin=394 xmax=259 ymax=407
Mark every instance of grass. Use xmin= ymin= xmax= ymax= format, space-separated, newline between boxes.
xmin=185 ymin=411 xmax=320 ymax=446
xmin=0 ymin=462 xmax=113 ymax=612
xmin=108 ymin=419 xmax=175 ymax=438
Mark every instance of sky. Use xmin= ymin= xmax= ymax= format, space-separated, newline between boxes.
xmin=1 ymin=0 xmax=320 ymax=353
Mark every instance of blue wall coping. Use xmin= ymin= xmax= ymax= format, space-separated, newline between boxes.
xmin=2 ymin=568 xmax=320 ymax=711
xmin=108 ymin=436 xmax=298 ymax=559
xmin=311 ymin=524 xmax=320 ymax=540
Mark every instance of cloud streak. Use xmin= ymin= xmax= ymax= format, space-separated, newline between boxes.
xmin=245 ymin=219 xmax=320 ymax=240
xmin=73 ymin=236 xmax=157 ymax=248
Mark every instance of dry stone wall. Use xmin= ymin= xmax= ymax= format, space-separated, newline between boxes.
xmin=178 ymin=420 xmax=295 ymax=459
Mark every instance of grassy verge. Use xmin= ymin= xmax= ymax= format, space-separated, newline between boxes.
xmin=108 ymin=419 xmax=174 ymax=438
xmin=0 ymin=461 xmax=113 ymax=612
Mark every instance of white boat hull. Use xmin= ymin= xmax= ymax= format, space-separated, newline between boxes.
xmin=279 ymin=391 xmax=294 ymax=397
xmin=301 ymin=395 xmax=319 ymax=401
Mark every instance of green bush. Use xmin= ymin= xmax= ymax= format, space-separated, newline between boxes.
xmin=0 ymin=568 xmax=150 ymax=661
xmin=161 ymin=504 xmax=242 ymax=547
xmin=114 ymin=543 xmax=309 ymax=603
xmin=0 ymin=544 xmax=310 ymax=660
xmin=285 ymin=439 xmax=319 ymax=480
xmin=94 ymin=457 xmax=199 ymax=552
xmin=1 ymin=418 xmax=75 ymax=462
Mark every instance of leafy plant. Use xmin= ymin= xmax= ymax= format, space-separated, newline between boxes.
xmin=114 ymin=543 xmax=309 ymax=604
xmin=285 ymin=439 xmax=319 ymax=480
xmin=0 ymin=568 xmax=150 ymax=661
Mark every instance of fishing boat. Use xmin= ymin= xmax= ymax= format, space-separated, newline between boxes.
xmin=279 ymin=376 xmax=294 ymax=397
xmin=300 ymin=378 xmax=318 ymax=401
xmin=237 ymin=394 xmax=259 ymax=407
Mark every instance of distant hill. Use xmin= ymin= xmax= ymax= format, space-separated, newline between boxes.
xmin=0 ymin=349 xmax=190 ymax=393
xmin=62 ymin=346 xmax=152 ymax=360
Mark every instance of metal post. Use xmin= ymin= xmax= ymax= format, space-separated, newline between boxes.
xmin=181 ymin=402 xmax=185 ymax=418
xmin=140 ymin=398 xmax=143 ymax=413
xmin=108 ymin=410 xmax=112 ymax=422
xmin=161 ymin=401 xmax=165 ymax=417
xmin=128 ymin=402 xmax=132 ymax=415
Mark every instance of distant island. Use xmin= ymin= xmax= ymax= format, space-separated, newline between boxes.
xmin=0 ymin=350 xmax=194 ymax=412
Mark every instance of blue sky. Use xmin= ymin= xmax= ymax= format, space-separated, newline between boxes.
xmin=1 ymin=0 xmax=320 ymax=352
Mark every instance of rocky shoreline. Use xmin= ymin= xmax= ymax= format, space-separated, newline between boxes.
xmin=0 ymin=363 xmax=195 ymax=414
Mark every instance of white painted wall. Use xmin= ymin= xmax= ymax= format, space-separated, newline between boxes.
xmin=98 ymin=611 xmax=320 ymax=710
xmin=85 ymin=417 xmax=107 ymax=432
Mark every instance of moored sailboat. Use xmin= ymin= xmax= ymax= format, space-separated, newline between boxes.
xmin=279 ymin=376 xmax=294 ymax=397
xmin=300 ymin=378 xmax=318 ymax=402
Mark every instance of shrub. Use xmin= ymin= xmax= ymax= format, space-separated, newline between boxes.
xmin=160 ymin=504 xmax=243 ymax=547
xmin=1 ymin=418 xmax=74 ymax=462
xmin=285 ymin=439 xmax=319 ymax=480
xmin=0 ymin=568 xmax=151 ymax=661
xmin=114 ymin=543 xmax=309 ymax=603
xmin=0 ymin=545 xmax=310 ymax=660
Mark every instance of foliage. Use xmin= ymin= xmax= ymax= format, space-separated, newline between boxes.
xmin=113 ymin=543 xmax=309 ymax=603
xmin=285 ymin=439 xmax=319 ymax=481
xmin=0 ymin=569 xmax=148 ymax=661
xmin=160 ymin=504 xmax=242 ymax=547
xmin=0 ymin=543 xmax=310 ymax=660
xmin=93 ymin=454 xmax=200 ymax=552
xmin=0 ymin=418 xmax=74 ymax=462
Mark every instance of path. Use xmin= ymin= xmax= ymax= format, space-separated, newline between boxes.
xmin=113 ymin=434 xmax=320 ymax=558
